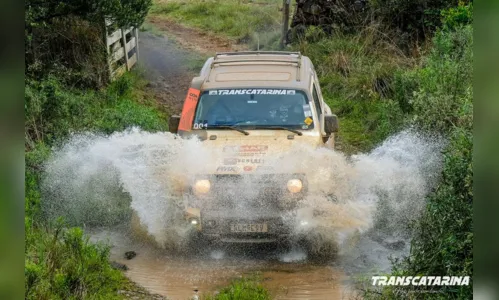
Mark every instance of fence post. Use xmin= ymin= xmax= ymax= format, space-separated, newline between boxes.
xmin=121 ymin=28 xmax=130 ymax=71
xmin=134 ymin=27 xmax=139 ymax=61
xmin=104 ymin=19 xmax=113 ymax=82
xmin=280 ymin=0 xmax=291 ymax=49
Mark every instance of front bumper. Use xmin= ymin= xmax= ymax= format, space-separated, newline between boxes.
xmin=198 ymin=209 xmax=293 ymax=243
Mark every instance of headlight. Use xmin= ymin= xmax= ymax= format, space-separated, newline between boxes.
xmin=193 ymin=179 xmax=211 ymax=194
xmin=287 ymin=179 xmax=303 ymax=193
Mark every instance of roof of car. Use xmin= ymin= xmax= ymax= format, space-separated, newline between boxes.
xmin=195 ymin=51 xmax=314 ymax=91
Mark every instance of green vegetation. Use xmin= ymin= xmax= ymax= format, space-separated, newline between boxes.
xmin=25 ymin=72 xmax=169 ymax=299
xmin=25 ymin=72 xmax=168 ymax=148
xmin=294 ymin=27 xmax=408 ymax=151
xmin=205 ymin=277 xmax=271 ymax=300
xmin=25 ymin=225 xmax=125 ymax=299
xmin=24 ymin=0 xmax=166 ymax=298
xmin=150 ymin=0 xmax=283 ymax=50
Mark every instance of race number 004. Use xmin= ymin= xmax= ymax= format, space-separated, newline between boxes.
xmin=193 ymin=123 xmax=208 ymax=129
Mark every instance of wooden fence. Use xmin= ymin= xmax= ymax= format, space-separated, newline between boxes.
xmin=105 ymin=20 xmax=139 ymax=80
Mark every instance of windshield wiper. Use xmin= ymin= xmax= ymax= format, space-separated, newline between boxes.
xmin=256 ymin=126 xmax=303 ymax=136
xmin=209 ymin=125 xmax=250 ymax=135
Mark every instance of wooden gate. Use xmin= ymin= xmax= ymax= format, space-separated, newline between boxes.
xmin=105 ymin=20 xmax=139 ymax=80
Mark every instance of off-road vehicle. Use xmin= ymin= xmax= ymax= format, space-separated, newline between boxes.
xmin=168 ymin=51 xmax=339 ymax=251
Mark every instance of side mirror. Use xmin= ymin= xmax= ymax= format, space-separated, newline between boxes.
xmin=324 ymin=114 xmax=339 ymax=135
xmin=168 ymin=115 xmax=181 ymax=133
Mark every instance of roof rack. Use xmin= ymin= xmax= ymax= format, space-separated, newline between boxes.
xmin=211 ymin=51 xmax=302 ymax=82
xmin=215 ymin=51 xmax=301 ymax=57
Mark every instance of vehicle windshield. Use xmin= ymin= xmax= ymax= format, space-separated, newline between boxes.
xmin=193 ymin=89 xmax=314 ymax=129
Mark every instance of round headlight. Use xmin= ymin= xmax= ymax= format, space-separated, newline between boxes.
xmin=194 ymin=179 xmax=211 ymax=194
xmin=287 ymin=179 xmax=303 ymax=193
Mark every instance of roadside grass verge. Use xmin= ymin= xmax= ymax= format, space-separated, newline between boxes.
xmin=150 ymin=0 xmax=283 ymax=50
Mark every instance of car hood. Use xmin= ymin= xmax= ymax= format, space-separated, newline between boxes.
xmin=190 ymin=130 xmax=321 ymax=175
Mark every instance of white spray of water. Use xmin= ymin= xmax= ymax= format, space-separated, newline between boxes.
xmin=42 ymin=128 xmax=443 ymax=262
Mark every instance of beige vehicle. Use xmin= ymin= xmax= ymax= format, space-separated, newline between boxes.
xmin=168 ymin=51 xmax=339 ymax=247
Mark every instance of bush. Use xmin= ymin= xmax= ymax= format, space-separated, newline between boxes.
xmin=25 ymin=0 xmax=152 ymax=87
xmin=25 ymin=72 xmax=168 ymax=148
xmin=441 ymin=2 xmax=473 ymax=30
xmin=25 ymin=225 xmax=125 ymax=300
xmin=396 ymin=25 xmax=473 ymax=133
xmin=295 ymin=28 xmax=407 ymax=152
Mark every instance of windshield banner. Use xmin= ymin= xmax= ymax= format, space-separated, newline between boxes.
xmin=208 ymin=89 xmax=296 ymax=96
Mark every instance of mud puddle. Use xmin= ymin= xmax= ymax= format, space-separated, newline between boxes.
xmin=91 ymin=229 xmax=351 ymax=300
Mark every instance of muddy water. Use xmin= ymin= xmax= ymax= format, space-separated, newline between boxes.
xmin=91 ymin=229 xmax=351 ymax=300
xmin=44 ymin=129 xmax=443 ymax=299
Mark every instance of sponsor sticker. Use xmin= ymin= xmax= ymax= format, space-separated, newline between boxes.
xmin=223 ymin=158 xmax=238 ymax=165
xmin=303 ymin=104 xmax=312 ymax=117
xmin=240 ymin=145 xmax=268 ymax=152
xmin=238 ymin=158 xmax=264 ymax=164
xmin=256 ymin=166 xmax=274 ymax=172
xmin=216 ymin=166 xmax=239 ymax=173
xmin=223 ymin=145 xmax=268 ymax=153
xmin=304 ymin=117 xmax=313 ymax=126
xmin=208 ymin=89 xmax=296 ymax=96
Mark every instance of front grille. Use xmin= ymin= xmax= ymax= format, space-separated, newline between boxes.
xmin=211 ymin=174 xmax=285 ymax=210
xmin=191 ymin=173 xmax=307 ymax=211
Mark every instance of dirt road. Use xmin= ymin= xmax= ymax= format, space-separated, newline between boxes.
xmin=92 ymin=229 xmax=353 ymax=300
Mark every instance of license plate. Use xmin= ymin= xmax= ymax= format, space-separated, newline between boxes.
xmin=230 ymin=223 xmax=268 ymax=233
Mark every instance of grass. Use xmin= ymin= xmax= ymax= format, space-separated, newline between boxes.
xmin=150 ymin=0 xmax=283 ymax=50
xmin=292 ymin=26 xmax=412 ymax=152
xmin=25 ymin=70 xmax=169 ymax=148
xmin=204 ymin=276 xmax=271 ymax=300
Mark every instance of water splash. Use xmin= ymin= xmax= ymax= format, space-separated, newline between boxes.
xmin=42 ymin=127 xmax=443 ymax=268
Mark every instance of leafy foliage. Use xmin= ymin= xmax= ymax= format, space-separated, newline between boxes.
xmin=25 ymin=72 xmax=168 ymax=148
xmin=25 ymin=0 xmax=152 ymax=28
xmin=397 ymin=24 xmax=473 ymax=133
xmin=25 ymin=224 xmax=125 ymax=300
xmin=25 ymin=0 xmax=152 ymax=86
xmin=441 ymin=1 xmax=473 ymax=30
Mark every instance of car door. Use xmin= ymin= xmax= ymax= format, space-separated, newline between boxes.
xmin=309 ymin=73 xmax=325 ymax=136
